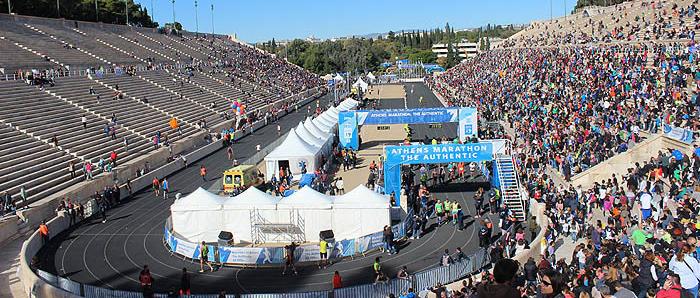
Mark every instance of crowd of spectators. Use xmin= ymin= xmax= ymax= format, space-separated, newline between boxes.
xmin=428 ymin=42 xmax=699 ymax=179
xmin=503 ymin=0 xmax=699 ymax=48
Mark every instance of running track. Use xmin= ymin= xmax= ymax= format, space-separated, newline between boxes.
xmin=37 ymin=83 xmax=496 ymax=294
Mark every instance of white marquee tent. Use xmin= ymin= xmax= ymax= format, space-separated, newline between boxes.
xmin=332 ymin=185 xmax=390 ymax=240
xmin=304 ymin=117 xmax=331 ymax=139
xmin=312 ymin=115 xmax=335 ymax=133
xmin=278 ymin=186 xmax=333 ymax=242
xmin=352 ymin=78 xmax=369 ymax=92
xmin=170 ymin=186 xmax=392 ymax=244
xmin=170 ymin=187 xmax=227 ymax=242
xmin=222 ymin=187 xmax=279 ymax=243
xmin=334 ymin=74 xmax=344 ymax=82
xmin=295 ymin=122 xmax=330 ymax=153
xmin=264 ymin=129 xmax=321 ymax=180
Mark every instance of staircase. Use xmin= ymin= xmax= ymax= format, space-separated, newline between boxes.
xmin=494 ymin=155 xmax=526 ymax=221
xmin=250 ymin=209 xmax=306 ymax=245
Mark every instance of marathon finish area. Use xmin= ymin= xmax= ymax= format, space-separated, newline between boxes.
xmin=35 ymin=84 xmax=497 ymax=294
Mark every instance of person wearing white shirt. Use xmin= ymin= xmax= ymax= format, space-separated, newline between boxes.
xmin=639 ymin=190 xmax=653 ymax=220
xmin=669 ymin=246 xmax=700 ymax=297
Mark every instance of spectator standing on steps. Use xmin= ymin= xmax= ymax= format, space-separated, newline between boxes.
xmin=81 ymin=115 xmax=87 ymax=130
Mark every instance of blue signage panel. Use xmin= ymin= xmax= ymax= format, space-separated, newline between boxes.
xmin=356 ymin=108 xmax=459 ymax=125
xmin=338 ymin=111 xmax=359 ymax=149
xmin=458 ymin=107 xmax=478 ymax=141
xmin=384 ymin=143 xmax=493 ymax=166
xmin=383 ymin=143 xmax=493 ymax=203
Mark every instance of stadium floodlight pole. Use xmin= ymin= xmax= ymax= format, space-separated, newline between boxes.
xmin=171 ymin=0 xmax=176 ymax=26
xmin=151 ymin=0 xmax=154 ymax=24
xmin=94 ymin=0 xmax=98 ymax=21
xmin=549 ymin=0 xmax=553 ymax=22
xmin=194 ymin=0 xmax=199 ymax=36
xmin=210 ymin=4 xmax=214 ymax=36
xmin=56 ymin=0 xmax=60 ymax=18
xmin=125 ymin=0 xmax=129 ymax=26
xmin=7 ymin=0 xmax=11 ymax=14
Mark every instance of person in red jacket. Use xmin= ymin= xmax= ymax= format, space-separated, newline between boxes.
xmin=110 ymin=151 xmax=118 ymax=167
xmin=656 ymin=273 xmax=682 ymax=298
xmin=332 ymin=271 xmax=342 ymax=289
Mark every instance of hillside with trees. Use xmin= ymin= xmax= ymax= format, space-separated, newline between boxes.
xmin=258 ymin=23 xmax=521 ymax=75
xmin=1 ymin=0 xmax=157 ymax=27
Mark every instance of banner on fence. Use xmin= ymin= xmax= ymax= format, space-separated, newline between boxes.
xmin=664 ymin=124 xmax=695 ymax=144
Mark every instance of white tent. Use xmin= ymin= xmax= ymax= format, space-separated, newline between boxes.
xmin=295 ymin=122 xmax=328 ymax=152
xmin=317 ymin=111 xmax=337 ymax=128
xmin=264 ymin=129 xmax=321 ymax=181
xmin=352 ymin=78 xmax=369 ymax=92
xmin=334 ymin=74 xmax=344 ymax=82
xmin=222 ymin=187 xmax=279 ymax=243
xmin=304 ymin=117 xmax=332 ymax=139
xmin=321 ymin=74 xmax=333 ymax=81
xmin=170 ymin=187 xmax=226 ymax=242
xmin=338 ymin=98 xmax=358 ymax=111
xmin=366 ymin=72 xmax=376 ymax=83
xmin=332 ymin=185 xmax=391 ymax=240
xmin=313 ymin=115 xmax=335 ymax=133
xmin=278 ymin=187 xmax=333 ymax=242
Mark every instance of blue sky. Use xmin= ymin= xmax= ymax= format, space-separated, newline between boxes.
xmin=135 ymin=0 xmax=578 ymax=43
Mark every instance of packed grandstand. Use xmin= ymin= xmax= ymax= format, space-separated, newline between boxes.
xmin=0 ymin=0 xmax=699 ymax=298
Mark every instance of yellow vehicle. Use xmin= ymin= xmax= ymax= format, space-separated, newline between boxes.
xmin=222 ymin=165 xmax=262 ymax=193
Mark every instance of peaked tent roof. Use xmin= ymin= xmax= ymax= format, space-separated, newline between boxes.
xmin=334 ymin=74 xmax=344 ymax=81
xmin=265 ymin=129 xmax=320 ymax=159
xmin=278 ymin=186 xmax=333 ymax=209
xmin=295 ymin=122 xmax=325 ymax=148
xmin=222 ymin=187 xmax=279 ymax=210
xmin=304 ymin=118 xmax=331 ymax=138
xmin=333 ymin=185 xmax=390 ymax=209
xmin=313 ymin=115 xmax=335 ymax=132
xmin=170 ymin=187 xmax=226 ymax=211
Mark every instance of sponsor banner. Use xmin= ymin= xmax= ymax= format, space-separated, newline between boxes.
xmin=664 ymin=124 xmax=695 ymax=144
xmin=384 ymin=143 xmax=493 ymax=165
xmin=458 ymin=107 xmax=478 ymax=140
xmin=296 ymin=245 xmax=321 ymax=262
xmin=332 ymin=239 xmax=356 ymax=258
xmin=356 ymin=231 xmax=384 ymax=253
xmin=338 ymin=111 xmax=358 ymax=149
xmin=356 ymin=108 xmax=459 ymax=125
xmin=174 ymin=239 xmax=198 ymax=259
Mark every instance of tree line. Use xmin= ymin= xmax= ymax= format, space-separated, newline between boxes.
xmin=258 ymin=23 xmax=521 ymax=75
xmin=1 ymin=0 xmax=157 ymax=28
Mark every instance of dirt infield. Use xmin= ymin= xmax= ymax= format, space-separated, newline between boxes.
xmin=366 ymin=84 xmax=406 ymax=99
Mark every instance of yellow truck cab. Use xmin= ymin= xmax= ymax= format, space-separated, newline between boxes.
xmin=222 ymin=165 xmax=260 ymax=193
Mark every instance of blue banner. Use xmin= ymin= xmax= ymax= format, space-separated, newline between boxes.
xmin=356 ymin=108 xmax=459 ymax=125
xmin=458 ymin=107 xmax=478 ymax=141
xmin=332 ymin=239 xmax=356 ymax=258
xmin=384 ymin=143 xmax=493 ymax=165
xmin=663 ymin=124 xmax=695 ymax=144
xmin=339 ymin=111 xmax=358 ymax=149
xmin=384 ymin=143 xmax=493 ymax=202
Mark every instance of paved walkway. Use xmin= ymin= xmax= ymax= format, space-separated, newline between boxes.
xmin=0 ymin=223 xmax=26 ymax=298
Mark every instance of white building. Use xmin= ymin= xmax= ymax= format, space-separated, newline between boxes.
xmin=431 ymin=42 xmax=479 ymax=58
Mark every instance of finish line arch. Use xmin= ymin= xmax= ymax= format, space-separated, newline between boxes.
xmin=338 ymin=107 xmax=478 ymax=150
xmin=383 ymin=142 xmax=494 ymax=204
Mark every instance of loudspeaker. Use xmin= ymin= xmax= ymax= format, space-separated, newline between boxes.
xmin=218 ymin=231 xmax=234 ymax=246
xmin=319 ymin=230 xmax=334 ymax=241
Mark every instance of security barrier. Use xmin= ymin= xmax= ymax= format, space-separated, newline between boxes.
xmin=163 ymin=220 xmax=407 ymax=266
xmin=241 ymin=291 xmax=328 ymax=298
